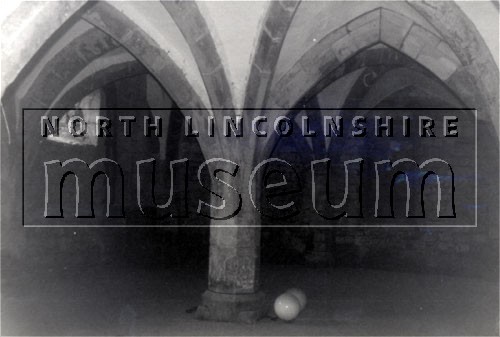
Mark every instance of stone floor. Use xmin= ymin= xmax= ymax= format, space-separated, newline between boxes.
xmin=2 ymin=262 xmax=498 ymax=336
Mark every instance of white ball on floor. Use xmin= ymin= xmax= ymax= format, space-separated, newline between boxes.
xmin=286 ymin=288 xmax=307 ymax=310
xmin=274 ymin=293 xmax=300 ymax=321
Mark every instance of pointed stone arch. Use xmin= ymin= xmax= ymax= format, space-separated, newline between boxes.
xmin=2 ymin=1 xmax=236 ymax=159
xmin=81 ymin=2 xmax=206 ymax=110
xmin=268 ymin=8 xmax=464 ymax=109
xmin=249 ymin=5 xmax=498 ymax=161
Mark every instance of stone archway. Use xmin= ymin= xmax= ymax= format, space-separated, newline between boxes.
xmin=246 ymin=4 xmax=499 ymax=163
xmin=1 ymin=1 xmax=264 ymax=324
xmin=242 ymin=1 xmax=499 ymax=322
xmin=1 ymin=0 xmax=498 ymax=327
xmin=1 ymin=2 xmax=220 ymax=254
xmin=2 ymin=1 xmax=236 ymax=157
xmin=265 ymin=5 xmax=498 ymax=125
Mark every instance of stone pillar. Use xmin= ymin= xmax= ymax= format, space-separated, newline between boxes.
xmin=196 ymin=165 xmax=265 ymax=323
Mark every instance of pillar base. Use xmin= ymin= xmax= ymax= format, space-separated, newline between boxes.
xmin=196 ymin=290 xmax=266 ymax=323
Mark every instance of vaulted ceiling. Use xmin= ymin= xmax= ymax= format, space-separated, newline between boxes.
xmin=2 ymin=0 xmax=498 ymax=132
